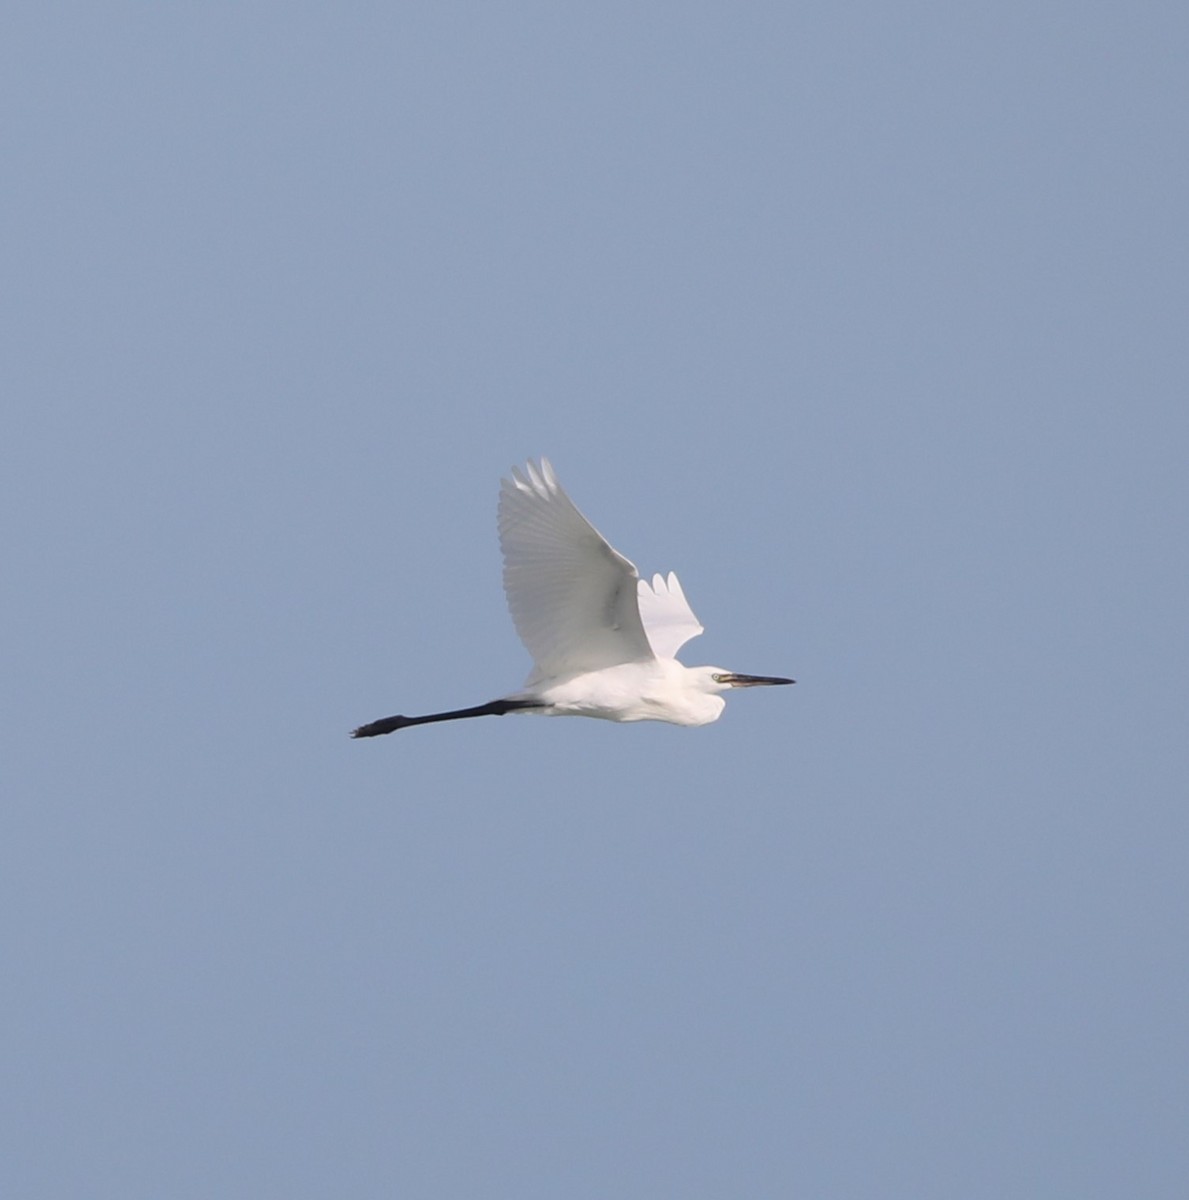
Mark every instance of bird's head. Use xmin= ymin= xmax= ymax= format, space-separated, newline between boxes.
xmin=698 ymin=667 xmax=796 ymax=693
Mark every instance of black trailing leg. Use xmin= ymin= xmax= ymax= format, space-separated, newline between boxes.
xmin=350 ymin=698 xmax=542 ymax=738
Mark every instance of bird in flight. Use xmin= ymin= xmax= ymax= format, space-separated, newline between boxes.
xmin=351 ymin=459 xmax=793 ymax=737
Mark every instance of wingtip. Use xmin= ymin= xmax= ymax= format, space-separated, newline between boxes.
xmin=506 ymin=457 xmax=560 ymax=498
xmin=642 ymin=571 xmax=683 ymax=596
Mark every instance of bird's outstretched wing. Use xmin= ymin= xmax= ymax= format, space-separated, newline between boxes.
xmin=636 ymin=571 xmax=705 ymax=659
xmin=498 ymin=459 xmax=655 ymax=682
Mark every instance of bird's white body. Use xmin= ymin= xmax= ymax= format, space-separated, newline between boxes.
xmin=350 ymin=458 xmax=792 ymax=738
xmin=513 ymin=659 xmax=729 ymax=727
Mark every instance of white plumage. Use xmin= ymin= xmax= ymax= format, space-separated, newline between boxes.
xmin=498 ymin=458 xmax=656 ymax=683
xmin=634 ymin=572 xmax=705 ymax=661
xmin=351 ymin=458 xmax=793 ymax=738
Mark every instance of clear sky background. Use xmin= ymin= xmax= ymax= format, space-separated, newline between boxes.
xmin=4 ymin=4 xmax=1187 ymax=1197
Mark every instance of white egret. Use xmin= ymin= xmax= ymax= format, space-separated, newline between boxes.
xmin=351 ymin=459 xmax=793 ymax=737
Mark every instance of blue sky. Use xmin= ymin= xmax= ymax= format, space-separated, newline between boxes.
xmin=4 ymin=4 xmax=1188 ymax=1196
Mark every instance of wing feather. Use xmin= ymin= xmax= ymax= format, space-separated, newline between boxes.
xmin=498 ymin=459 xmax=655 ymax=682
xmin=636 ymin=571 xmax=705 ymax=659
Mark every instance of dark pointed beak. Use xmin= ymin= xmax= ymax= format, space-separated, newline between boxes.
xmin=720 ymin=673 xmax=796 ymax=687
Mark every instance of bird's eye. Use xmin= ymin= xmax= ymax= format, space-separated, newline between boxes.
xmin=712 ymin=673 xmax=727 ymax=683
